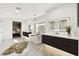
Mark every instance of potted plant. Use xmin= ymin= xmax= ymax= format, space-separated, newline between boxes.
xmin=66 ymin=25 xmax=71 ymax=36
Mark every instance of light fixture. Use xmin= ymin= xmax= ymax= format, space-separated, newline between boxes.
xmin=32 ymin=14 xmax=37 ymax=22
xmin=32 ymin=14 xmax=37 ymax=34
xmin=14 ymin=7 xmax=21 ymax=16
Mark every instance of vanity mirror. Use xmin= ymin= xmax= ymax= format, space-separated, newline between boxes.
xmin=60 ymin=18 xmax=67 ymax=31
xmin=50 ymin=22 xmax=55 ymax=29
xmin=50 ymin=20 xmax=60 ymax=30
xmin=49 ymin=17 xmax=69 ymax=31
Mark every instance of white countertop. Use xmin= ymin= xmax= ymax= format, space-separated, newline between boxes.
xmin=42 ymin=33 xmax=79 ymax=40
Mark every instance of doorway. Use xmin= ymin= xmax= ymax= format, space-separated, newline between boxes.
xmin=12 ymin=21 xmax=21 ymax=38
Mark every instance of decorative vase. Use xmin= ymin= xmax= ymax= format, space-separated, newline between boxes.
xmin=68 ymin=33 xmax=71 ymax=37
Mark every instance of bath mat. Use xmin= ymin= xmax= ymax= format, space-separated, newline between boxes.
xmin=2 ymin=41 xmax=28 ymax=55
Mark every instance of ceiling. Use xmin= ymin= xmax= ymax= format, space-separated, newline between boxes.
xmin=0 ymin=3 xmax=61 ymax=19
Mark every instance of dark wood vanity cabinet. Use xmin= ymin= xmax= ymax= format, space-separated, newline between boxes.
xmin=23 ymin=32 xmax=31 ymax=37
xmin=42 ymin=35 xmax=78 ymax=56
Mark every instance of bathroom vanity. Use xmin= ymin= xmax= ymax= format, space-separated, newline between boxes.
xmin=23 ymin=32 xmax=31 ymax=37
xmin=42 ymin=34 xmax=78 ymax=56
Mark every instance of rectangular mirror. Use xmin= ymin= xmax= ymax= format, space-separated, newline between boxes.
xmin=50 ymin=22 xmax=55 ymax=29
xmin=60 ymin=19 xmax=67 ymax=31
xmin=49 ymin=17 xmax=68 ymax=32
xmin=50 ymin=20 xmax=60 ymax=31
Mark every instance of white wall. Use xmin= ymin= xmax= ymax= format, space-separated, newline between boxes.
xmin=22 ymin=20 xmax=27 ymax=31
xmin=0 ymin=3 xmax=78 ymax=40
xmin=37 ymin=3 xmax=79 ymax=55
xmin=25 ymin=4 xmax=78 ymax=38
xmin=46 ymin=3 xmax=77 ymax=33
xmin=0 ymin=17 xmax=24 ymax=40
xmin=23 ymin=18 xmax=33 ymax=32
xmin=0 ymin=17 xmax=12 ymax=40
xmin=22 ymin=3 xmax=79 ymax=39
xmin=41 ymin=3 xmax=78 ymax=38
xmin=25 ymin=14 xmax=47 ymax=34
